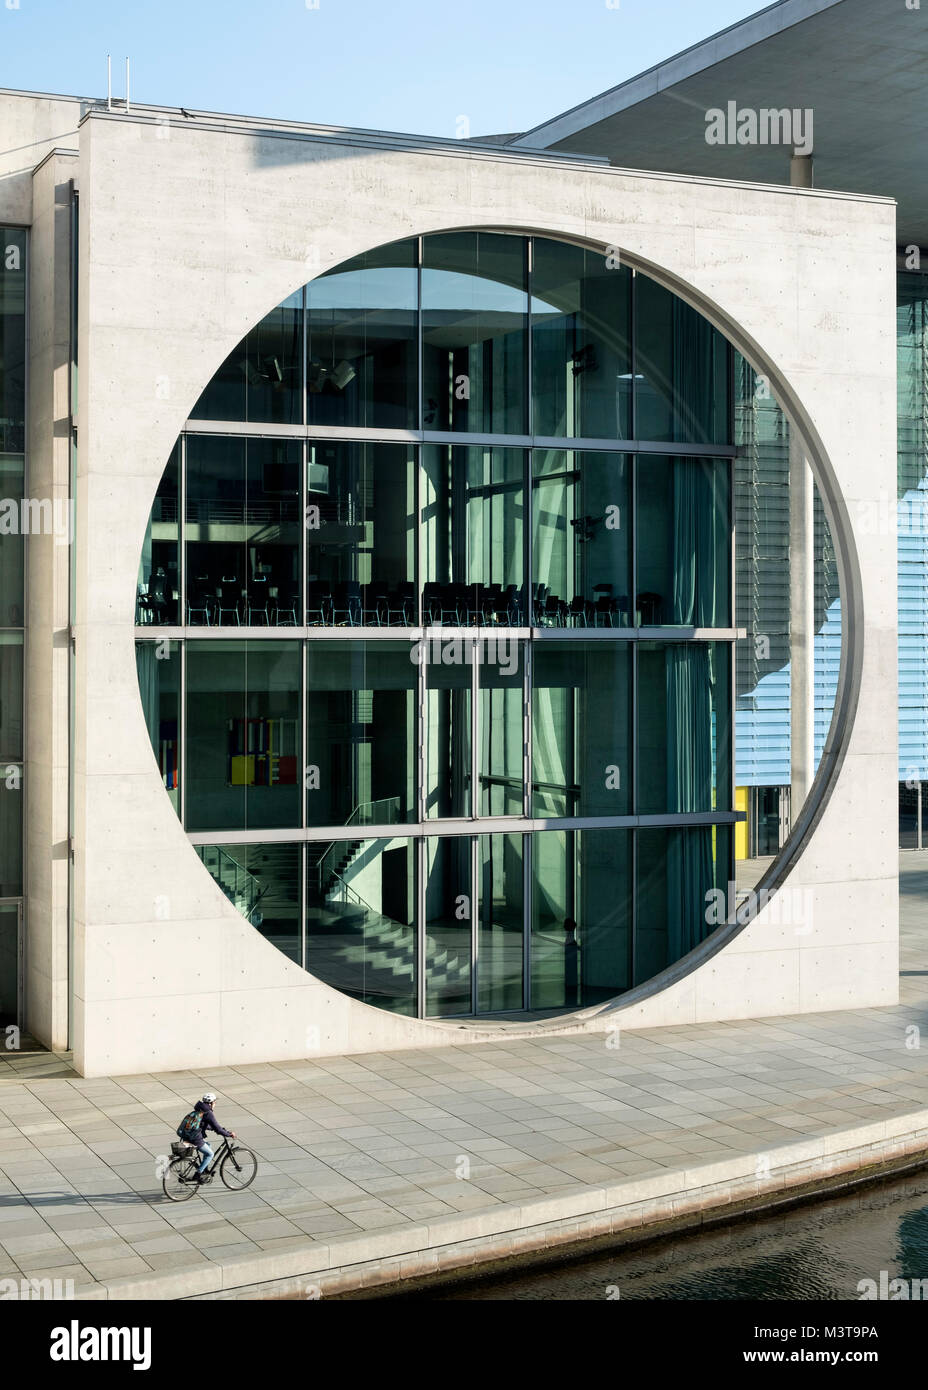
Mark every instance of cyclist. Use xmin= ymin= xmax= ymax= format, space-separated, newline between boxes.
xmin=180 ymin=1092 xmax=236 ymax=1184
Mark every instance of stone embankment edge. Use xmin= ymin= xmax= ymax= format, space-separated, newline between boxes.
xmin=71 ymin=1110 xmax=928 ymax=1301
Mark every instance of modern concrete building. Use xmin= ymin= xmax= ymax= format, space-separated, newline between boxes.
xmin=509 ymin=0 xmax=928 ymax=856
xmin=0 ymin=0 xmax=903 ymax=1076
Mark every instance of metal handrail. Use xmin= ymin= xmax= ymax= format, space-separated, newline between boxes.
xmin=325 ymin=871 xmax=381 ymax=920
xmin=199 ymin=845 xmax=264 ymax=921
xmin=315 ymin=797 xmax=401 ymax=889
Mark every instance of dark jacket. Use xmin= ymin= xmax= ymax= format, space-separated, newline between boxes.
xmin=193 ymin=1100 xmax=232 ymax=1143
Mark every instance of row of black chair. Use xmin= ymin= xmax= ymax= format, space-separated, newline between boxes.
xmin=187 ymin=572 xmax=300 ymax=626
xmin=532 ymin=585 xmax=662 ymax=627
xmin=305 ymin=582 xmax=523 ymax=627
xmin=146 ymin=574 xmax=661 ymax=628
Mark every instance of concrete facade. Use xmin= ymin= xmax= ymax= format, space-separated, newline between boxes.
xmin=0 ymin=92 xmax=898 ymax=1076
xmin=25 ymin=147 xmax=75 ymax=1052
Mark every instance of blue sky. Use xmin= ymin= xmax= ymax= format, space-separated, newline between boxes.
xmin=0 ymin=0 xmax=766 ymax=137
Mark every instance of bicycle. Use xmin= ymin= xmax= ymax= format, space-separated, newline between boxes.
xmin=162 ymin=1136 xmax=259 ymax=1202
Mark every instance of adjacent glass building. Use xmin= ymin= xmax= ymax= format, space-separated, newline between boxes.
xmin=733 ymin=357 xmax=840 ymax=858
xmin=136 ymin=232 xmax=738 ymax=1018
xmin=896 ymin=269 xmax=928 ymax=847
xmin=733 ymin=270 xmax=927 ymax=857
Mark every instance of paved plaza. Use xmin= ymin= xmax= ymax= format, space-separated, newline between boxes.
xmin=0 ymin=855 xmax=925 ymax=1297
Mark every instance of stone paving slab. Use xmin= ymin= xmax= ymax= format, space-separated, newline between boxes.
xmin=0 ymin=854 xmax=925 ymax=1298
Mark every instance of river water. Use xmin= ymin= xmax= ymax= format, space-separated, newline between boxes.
xmin=395 ymin=1168 xmax=928 ymax=1300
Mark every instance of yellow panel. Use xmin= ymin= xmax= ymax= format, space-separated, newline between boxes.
xmin=735 ymin=786 xmax=748 ymax=860
xmin=229 ymin=755 xmax=255 ymax=787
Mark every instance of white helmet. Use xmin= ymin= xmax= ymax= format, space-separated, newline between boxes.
xmin=202 ymin=1092 xmax=217 ymax=1104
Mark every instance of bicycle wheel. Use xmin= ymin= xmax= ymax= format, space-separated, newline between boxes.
xmin=162 ymin=1154 xmax=200 ymax=1202
xmin=220 ymin=1145 xmax=258 ymax=1190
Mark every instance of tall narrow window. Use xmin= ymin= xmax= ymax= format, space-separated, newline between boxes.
xmin=422 ymin=232 xmax=528 ymax=435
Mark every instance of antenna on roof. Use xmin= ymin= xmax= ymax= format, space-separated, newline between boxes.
xmin=106 ymin=54 xmax=112 ymax=110
xmin=126 ymin=57 xmax=131 ymax=113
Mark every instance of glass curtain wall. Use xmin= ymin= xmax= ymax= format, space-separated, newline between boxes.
xmin=636 ymin=826 xmax=732 ymax=984
xmin=186 ymin=436 xmax=301 ymax=626
xmin=421 ymin=445 xmax=525 ymax=626
xmin=186 ymin=641 xmax=301 ymax=832
xmin=197 ymin=842 xmax=301 ymax=963
xmin=422 ymin=232 xmax=527 ymax=435
xmin=531 ymin=450 xmax=631 ymax=627
xmin=306 ymin=640 xmax=416 ymax=829
xmin=532 ymin=642 xmax=632 ymax=817
xmin=306 ymin=836 xmax=417 ymax=1014
xmin=636 ymin=275 xmax=730 ymax=444
xmin=190 ymin=290 xmax=302 ymax=424
xmin=531 ymin=241 xmax=632 ymax=439
xmin=897 ymin=272 xmax=928 ymax=838
xmin=530 ymin=828 xmax=633 ymax=1009
xmin=306 ymin=441 xmax=416 ymax=627
xmin=136 ymin=232 xmax=739 ymax=1020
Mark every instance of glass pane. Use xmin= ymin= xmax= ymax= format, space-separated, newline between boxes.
xmin=0 ymin=904 xmax=17 ymax=1024
xmin=243 ymin=439 xmax=301 ymax=624
xmin=186 ymin=640 xmax=301 ymax=831
xmin=635 ymin=273 xmax=730 ymax=445
xmin=530 ymin=828 xmax=631 ymax=1009
xmin=0 ymin=770 xmax=22 ymax=898
xmin=186 ymin=437 xmax=301 ymax=627
xmin=0 ymin=455 xmax=23 ymax=625
xmin=532 ymin=450 xmax=630 ymax=628
xmin=307 ymin=239 xmax=417 ymax=429
xmin=0 ymin=228 xmax=26 ymax=454
xmin=425 ymin=836 xmax=472 ymax=1016
xmin=190 ymin=291 xmax=302 ymax=424
xmin=479 ymin=639 xmax=524 ymax=815
xmin=579 ymin=828 xmax=632 ymax=1004
xmin=424 ymin=647 xmax=471 ymax=819
xmin=421 ymin=446 xmax=525 ymax=626
xmin=637 ymin=642 xmax=732 ymax=814
xmin=532 ymin=641 xmax=631 ymax=817
xmin=899 ymin=783 xmax=918 ymax=851
xmin=635 ymin=826 xmax=731 ymax=985
xmin=137 ymin=444 xmax=179 ymax=625
xmin=422 ymin=232 xmax=527 ymax=434
xmin=306 ymin=441 xmax=416 ymax=626
xmin=0 ymin=632 xmax=22 ymax=759
xmin=186 ymin=436 xmax=244 ymax=626
xmin=635 ymin=456 xmax=731 ymax=627
xmin=136 ymin=640 xmax=180 ymax=813
xmin=478 ymin=832 xmax=523 ymax=1012
xmin=306 ymin=641 xmax=416 ymax=828
xmin=531 ymin=239 xmax=632 ymax=439
xmin=197 ymin=843 xmax=301 ymax=963
xmin=307 ymin=837 xmax=416 ymax=1015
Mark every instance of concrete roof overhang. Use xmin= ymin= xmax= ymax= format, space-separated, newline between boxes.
xmin=509 ymin=0 xmax=925 ymax=244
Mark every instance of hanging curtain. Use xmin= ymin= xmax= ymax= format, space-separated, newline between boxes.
xmin=672 ymin=299 xmax=715 ymax=444
xmin=665 ymin=644 xmax=712 ymax=812
xmin=671 ymin=459 xmax=697 ymax=624
xmin=666 ymin=827 xmax=715 ymax=962
xmin=135 ymin=643 xmax=159 ymax=752
xmin=671 ymin=458 xmax=721 ymax=625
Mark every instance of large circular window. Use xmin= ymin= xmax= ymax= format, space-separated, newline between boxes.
xmin=134 ymin=231 xmax=836 ymax=1021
